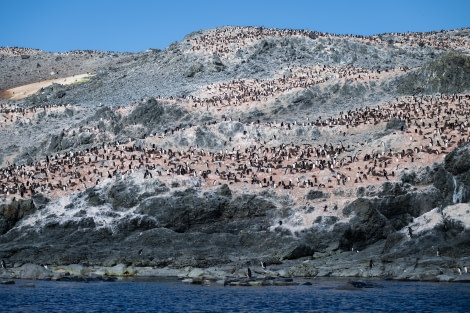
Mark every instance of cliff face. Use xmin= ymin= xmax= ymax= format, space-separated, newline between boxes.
xmin=1 ymin=27 xmax=470 ymax=280
xmin=1 ymin=143 xmax=469 ymax=275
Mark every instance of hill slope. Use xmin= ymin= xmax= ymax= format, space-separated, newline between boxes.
xmin=1 ymin=26 xmax=470 ymax=282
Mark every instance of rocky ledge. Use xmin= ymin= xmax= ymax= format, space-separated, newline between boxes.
xmin=1 ymin=254 xmax=470 ymax=286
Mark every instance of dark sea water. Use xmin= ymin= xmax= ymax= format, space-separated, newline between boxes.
xmin=1 ymin=278 xmax=469 ymax=313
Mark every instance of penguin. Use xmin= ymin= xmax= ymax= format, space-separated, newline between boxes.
xmin=247 ymin=267 xmax=252 ymax=278
xmin=1 ymin=259 xmax=6 ymax=269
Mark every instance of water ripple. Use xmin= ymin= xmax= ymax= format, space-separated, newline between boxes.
xmin=1 ymin=279 xmax=469 ymax=313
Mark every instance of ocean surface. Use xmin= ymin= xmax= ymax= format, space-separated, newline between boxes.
xmin=1 ymin=278 xmax=469 ymax=312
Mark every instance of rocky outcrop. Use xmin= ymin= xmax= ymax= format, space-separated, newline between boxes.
xmin=305 ymin=190 xmax=329 ymax=200
xmin=397 ymin=52 xmax=470 ymax=95
xmin=210 ymin=54 xmax=225 ymax=72
xmin=108 ymin=180 xmax=141 ymax=210
xmin=185 ymin=62 xmax=204 ymax=77
xmin=120 ymin=183 xmax=278 ymax=234
xmin=445 ymin=143 xmax=470 ymax=175
xmin=429 ymin=143 xmax=470 ymax=204
xmin=444 ymin=143 xmax=470 ymax=204
xmin=26 ymin=83 xmax=69 ymax=105
xmin=382 ymin=203 xmax=470 ymax=263
xmin=0 ymin=199 xmax=36 ymax=234
xmin=283 ymin=244 xmax=316 ymax=260
xmin=341 ymin=198 xmax=395 ymax=250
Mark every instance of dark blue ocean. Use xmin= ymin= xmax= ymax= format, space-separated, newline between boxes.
xmin=1 ymin=278 xmax=469 ymax=312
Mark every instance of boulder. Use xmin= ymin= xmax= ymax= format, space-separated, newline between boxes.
xmin=288 ymin=261 xmax=319 ymax=277
xmin=105 ymin=264 xmax=136 ymax=276
xmin=187 ymin=268 xmax=205 ymax=278
xmin=195 ymin=125 xmax=222 ymax=149
xmin=283 ymin=244 xmax=315 ymax=260
xmin=19 ymin=264 xmax=51 ymax=280
xmin=299 ymin=221 xmax=349 ymax=252
xmin=84 ymin=187 xmax=107 ymax=206
xmin=349 ymin=281 xmax=383 ymax=288
xmin=217 ymin=121 xmax=245 ymax=139
xmin=47 ymin=131 xmax=65 ymax=152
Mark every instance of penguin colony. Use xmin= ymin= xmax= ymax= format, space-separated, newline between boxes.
xmin=1 ymin=27 xmax=470 ymax=208
xmin=1 ymin=93 xmax=469 ymax=205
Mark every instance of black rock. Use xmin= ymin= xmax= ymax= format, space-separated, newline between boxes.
xmin=283 ymin=244 xmax=315 ymax=260
xmin=305 ymin=190 xmax=329 ymax=200
xmin=349 ymin=281 xmax=383 ymax=288
xmin=56 ymin=90 xmax=66 ymax=98
xmin=445 ymin=143 xmax=470 ymax=176
xmin=107 ymin=179 xmax=140 ymax=210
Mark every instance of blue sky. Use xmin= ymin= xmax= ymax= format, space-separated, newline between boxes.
xmin=1 ymin=0 xmax=468 ymax=52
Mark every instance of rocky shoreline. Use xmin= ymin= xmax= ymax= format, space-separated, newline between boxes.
xmin=2 ymin=250 xmax=470 ymax=285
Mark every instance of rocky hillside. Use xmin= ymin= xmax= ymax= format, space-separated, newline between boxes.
xmin=1 ymin=26 xmax=470 ymax=282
